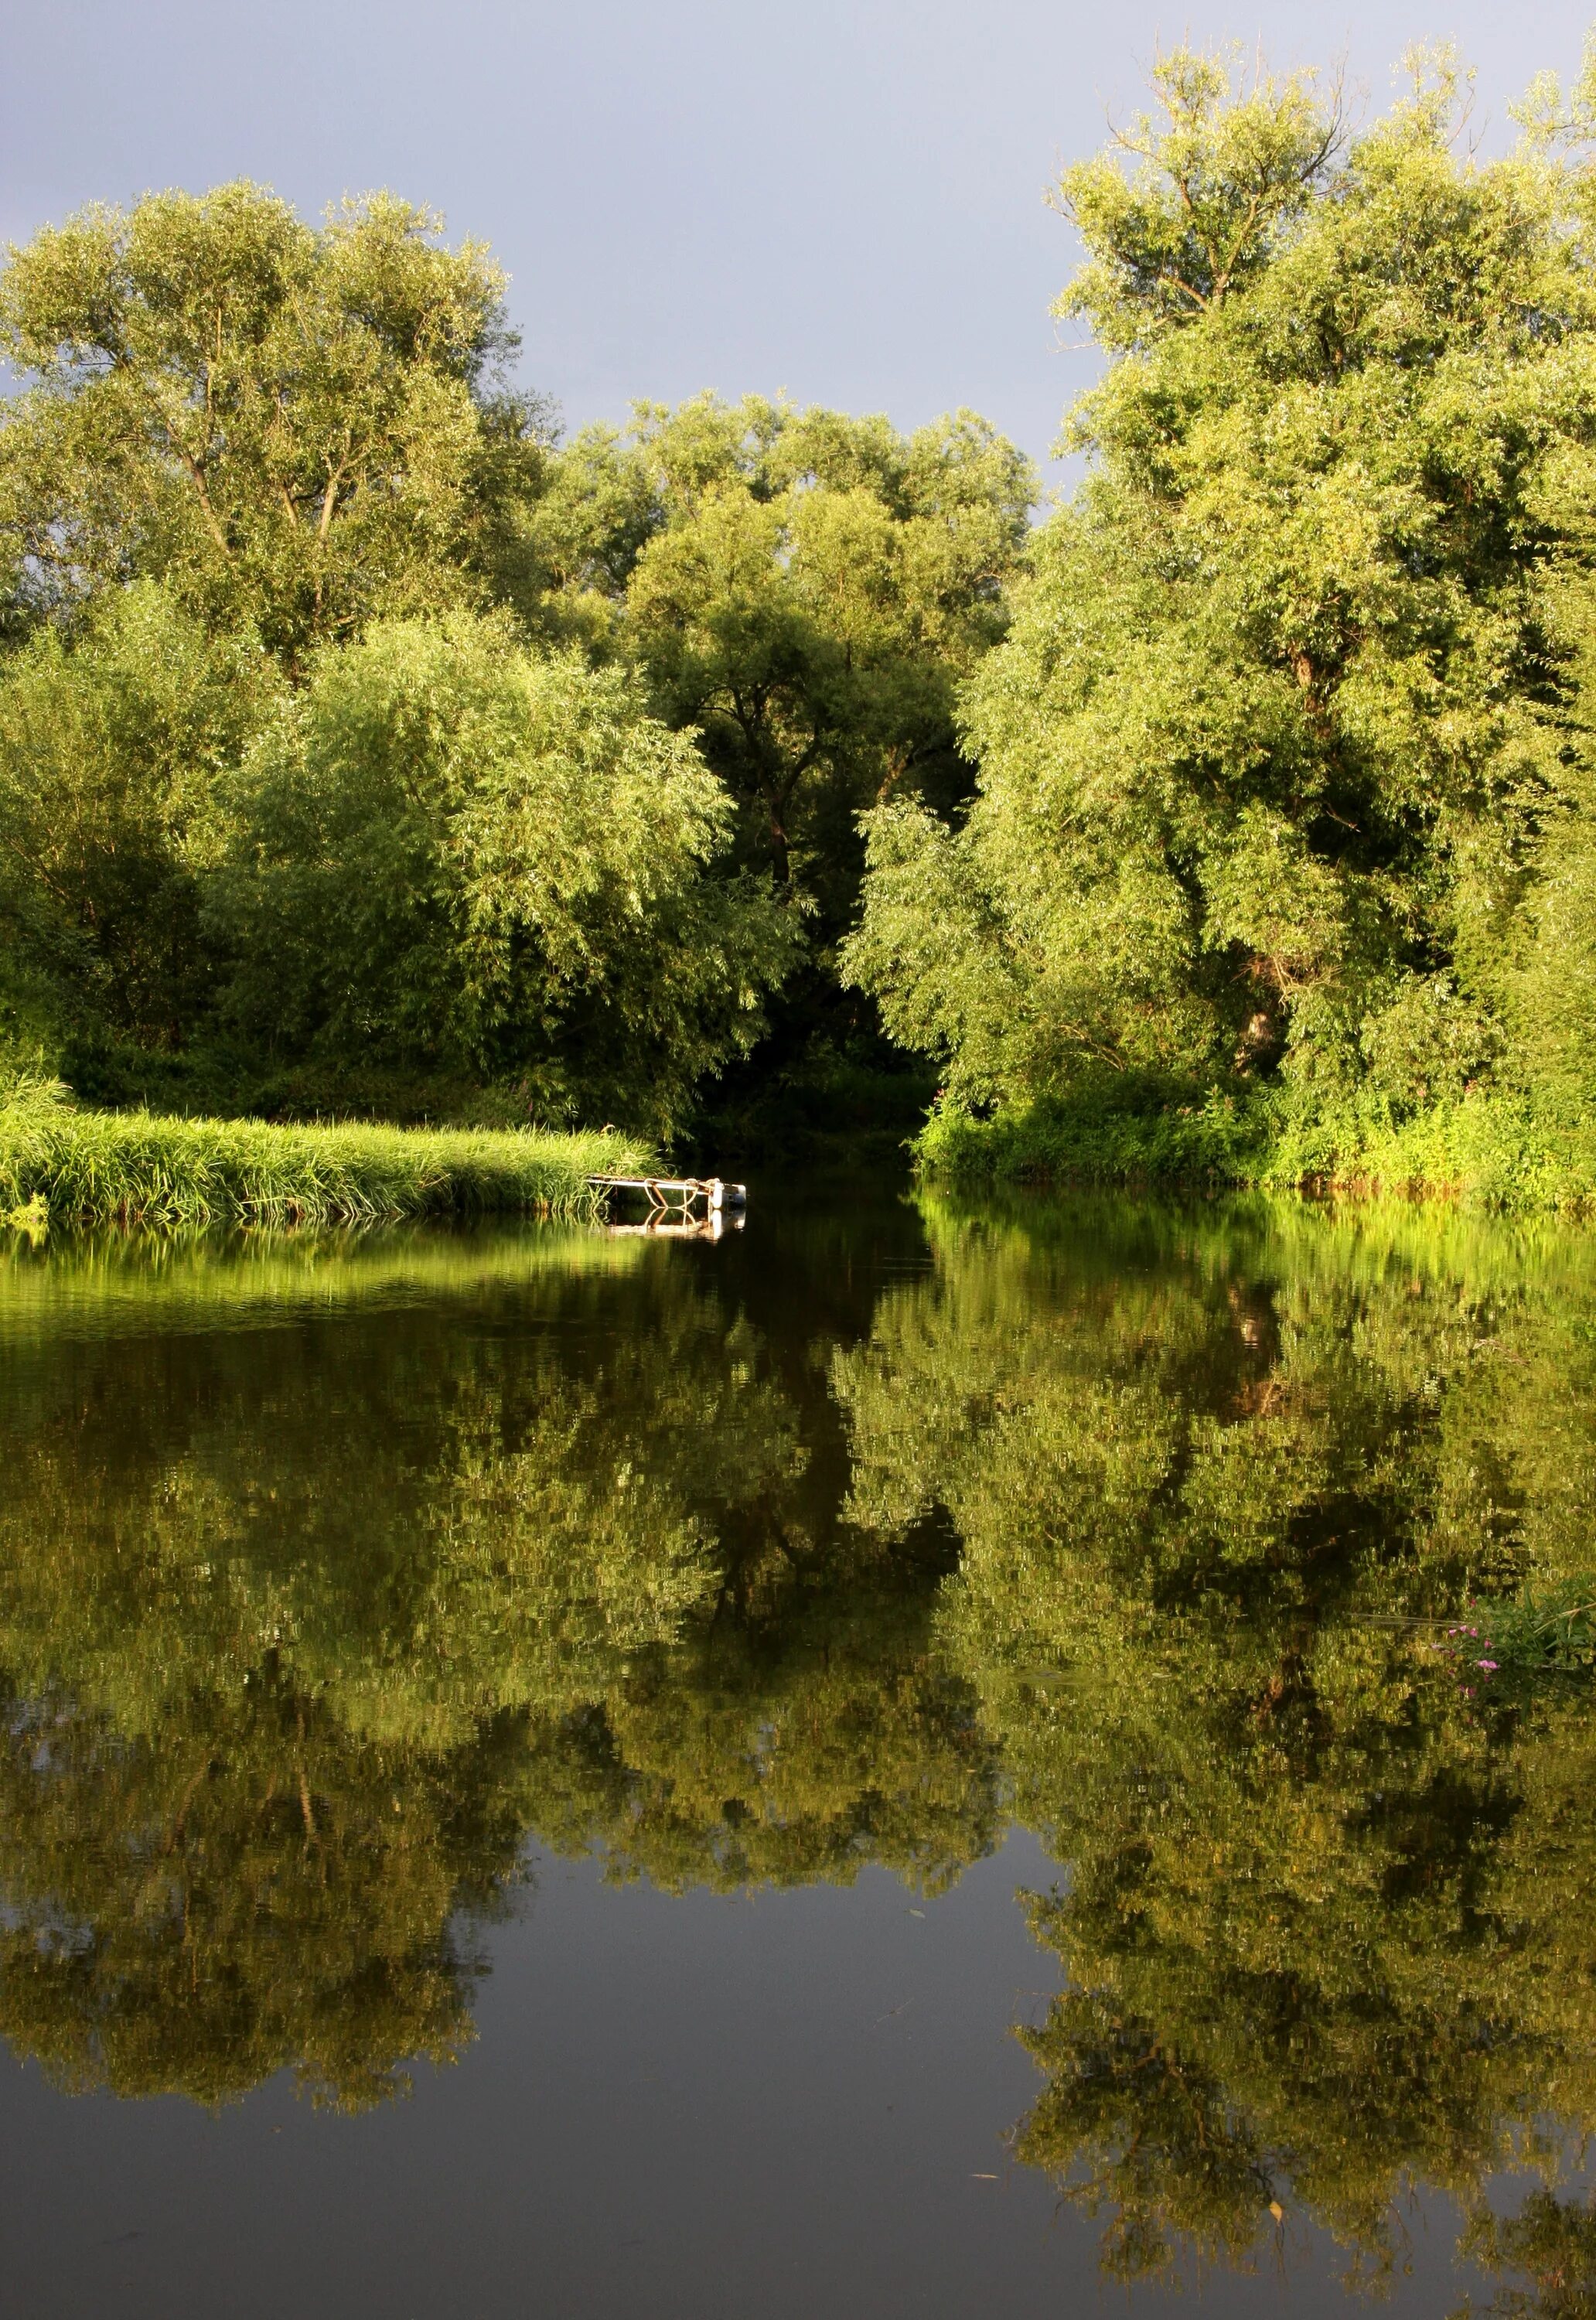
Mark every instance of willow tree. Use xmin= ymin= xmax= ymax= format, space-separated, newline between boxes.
xmin=213 ymin=609 xmax=798 ymax=1134
xmin=0 ymin=582 xmax=281 ymax=1058
xmin=0 ymin=181 xmax=548 ymax=662
xmin=0 ymin=184 xmax=571 ymax=1093
xmin=846 ymin=45 xmax=1596 ymax=1145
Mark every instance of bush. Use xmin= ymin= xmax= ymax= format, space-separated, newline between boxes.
xmin=914 ymin=1084 xmax=1596 ymax=1211
xmin=1440 ymin=1581 xmax=1596 ymax=1682
xmin=915 ymin=1083 xmax=1277 ymax=1186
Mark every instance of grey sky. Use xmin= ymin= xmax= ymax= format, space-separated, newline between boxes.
xmin=4 ymin=1 xmax=1592 ymax=479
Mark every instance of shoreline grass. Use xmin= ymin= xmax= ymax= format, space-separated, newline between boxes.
xmin=913 ymin=1090 xmax=1596 ymax=1212
xmin=0 ymin=1088 xmax=652 ymax=1230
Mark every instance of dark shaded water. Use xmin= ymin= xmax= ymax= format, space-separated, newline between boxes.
xmin=0 ymin=1188 xmax=1593 ymax=2316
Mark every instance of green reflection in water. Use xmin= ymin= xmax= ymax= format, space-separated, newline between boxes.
xmin=836 ymin=1194 xmax=1596 ymax=2308
xmin=0 ymin=1216 xmax=994 ymax=2112
xmin=2 ymin=1201 xmax=1594 ymax=2310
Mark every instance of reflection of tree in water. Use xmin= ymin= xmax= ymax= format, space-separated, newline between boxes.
xmin=535 ymin=1592 xmax=997 ymax=1897
xmin=1461 ymin=2189 xmax=1596 ymax=2318
xmin=835 ymin=1196 xmax=1596 ymax=2295
xmin=8 ymin=1196 xmax=1596 ymax=2310
xmin=0 ymin=1237 xmax=994 ymax=2105
xmin=0 ymin=1680 xmax=529 ymax=2110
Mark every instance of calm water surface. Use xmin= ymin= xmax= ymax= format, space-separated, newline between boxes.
xmin=0 ymin=1186 xmax=1593 ymax=2317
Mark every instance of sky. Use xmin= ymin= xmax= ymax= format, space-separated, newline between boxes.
xmin=4 ymin=0 xmax=1594 ymax=482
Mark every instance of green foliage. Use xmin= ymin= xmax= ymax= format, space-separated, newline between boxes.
xmin=916 ymin=1082 xmax=1277 ymax=1185
xmin=213 ymin=609 xmax=798 ymax=1133
xmin=0 ymin=183 xmax=1040 ymax=1142
xmin=0 ymin=181 xmax=544 ymax=662
xmin=912 ymin=1082 xmax=1596 ymax=1207
xmin=1054 ymin=48 xmax=1345 ymax=350
xmin=613 ymin=396 xmax=1035 ymax=902
xmin=0 ymin=1077 xmax=646 ymax=1227
xmin=848 ymin=39 xmax=1596 ymax=1194
xmin=1448 ymin=1578 xmax=1596 ymax=1678
xmin=0 ymin=579 xmax=281 ymax=1056
xmin=518 ymin=395 xmax=1037 ymax=1150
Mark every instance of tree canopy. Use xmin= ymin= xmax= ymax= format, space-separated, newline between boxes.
xmin=847 ymin=42 xmax=1596 ymax=1189
xmin=214 ymin=609 xmax=797 ymax=1134
xmin=0 ymin=186 xmax=1032 ymax=1141
xmin=0 ymin=182 xmax=544 ymax=662
xmin=609 ymin=396 xmax=1034 ymax=903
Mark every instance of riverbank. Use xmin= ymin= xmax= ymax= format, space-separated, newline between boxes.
xmin=915 ymin=1089 xmax=1596 ymax=1210
xmin=0 ymin=1089 xmax=650 ymax=1230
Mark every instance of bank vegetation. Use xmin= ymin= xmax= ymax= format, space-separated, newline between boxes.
xmin=0 ymin=1080 xmax=643 ymax=1230
xmin=9 ymin=36 xmax=1596 ymax=1197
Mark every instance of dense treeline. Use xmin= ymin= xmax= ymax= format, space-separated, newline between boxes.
xmin=0 ymin=186 xmax=1031 ymax=1143
xmin=9 ymin=36 xmax=1596 ymax=1185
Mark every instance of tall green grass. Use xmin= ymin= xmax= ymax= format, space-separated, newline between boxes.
xmin=1432 ymin=1581 xmax=1596 ymax=1684
xmin=915 ymin=1087 xmax=1596 ymax=1211
xmin=0 ymin=1085 xmax=651 ymax=1230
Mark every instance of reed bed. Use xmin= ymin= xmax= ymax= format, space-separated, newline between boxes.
xmin=0 ymin=1093 xmax=650 ymax=1230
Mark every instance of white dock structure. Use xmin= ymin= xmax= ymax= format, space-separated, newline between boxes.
xmin=586 ymin=1175 xmax=747 ymax=1225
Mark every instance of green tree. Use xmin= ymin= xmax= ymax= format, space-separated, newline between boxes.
xmin=615 ymin=396 xmax=1035 ymax=906
xmin=0 ymin=183 xmax=547 ymax=663
xmin=0 ymin=190 xmax=1035 ymax=1138
xmin=212 ymin=609 xmax=798 ymax=1135
xmin=528 ymin=394 xmax=1035 ymax=1148
xmin=0 ymin=581 xmax=281 ymax=1059
xmin=846 ymin=44 xmax=1596 ymax=1151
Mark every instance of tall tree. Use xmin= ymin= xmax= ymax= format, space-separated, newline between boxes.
xmin=515 ymin=395 xmax=1035 ymax=1147
xmin=0 ymin=581 xmax=281 ymax=1056
xmin=215 ymin=610 xmax=798 ymax=1135
xmin=0 ymin=182 xmax=550 ymax=664
xmin=527 ymin=396 xmax=1035 ymax=909
xmin=846 ymin=45 xmax=1596 ymax=1138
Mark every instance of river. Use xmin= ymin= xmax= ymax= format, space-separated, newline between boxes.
xmin=0 ymin=1186 xmax=1591 ymax=2315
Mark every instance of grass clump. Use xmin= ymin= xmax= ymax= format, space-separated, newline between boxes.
xmin=0 ymin=1083 xmax=650 ymax=1231
xmin=914 ymin=1085 xmax=1596 ymax=1212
